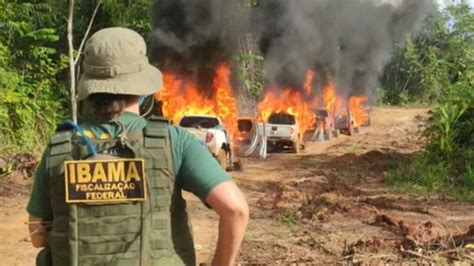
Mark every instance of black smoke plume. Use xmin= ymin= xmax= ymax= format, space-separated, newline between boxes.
xmin=149 ymin=0 xmax=247 ymax=94
xmin=257 ymin=0 xmax=435 ymax=99
xmin=149 ymin=0 xmax=434 ymax=102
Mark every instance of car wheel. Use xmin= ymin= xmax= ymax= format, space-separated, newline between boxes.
xmin=348 ymin=124 xmax=353 ymax=136
xmin=216 ymin=148 xmax=227 ymax=168
xmin=325 ymin=128 xmax=332 ymax=140
xmin=292 ymin=140 xmax=300 ymax=154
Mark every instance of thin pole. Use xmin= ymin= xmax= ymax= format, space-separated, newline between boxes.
xmin=67 ymin=0 xmax=77 ymax=123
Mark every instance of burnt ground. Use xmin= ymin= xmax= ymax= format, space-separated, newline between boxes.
xmin=1 ymin=107 xmax=473 ymax=265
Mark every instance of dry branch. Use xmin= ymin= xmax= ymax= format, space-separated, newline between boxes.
xmin=74 ymin=0 xmax=102 ymax=65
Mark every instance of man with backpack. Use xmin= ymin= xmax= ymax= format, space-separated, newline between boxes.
xmin=27 ymin=27 xmax=249 ymax=266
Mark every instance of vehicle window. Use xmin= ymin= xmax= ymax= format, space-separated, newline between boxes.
xmin=267 ymin=113 xmax=296 ymax=125
xmin=238 ymin=119 xmax=253 ymax=132
xmin=316 ymin=109 xmax=329 ymax=117
xmin=179 ymin=116 xmax=220 ymax=128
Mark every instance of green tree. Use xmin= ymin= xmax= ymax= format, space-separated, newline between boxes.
xmin=386 ymin=1 xmax=474 ymax=198
xmin=0 ymin=1 xmax=67 ymax=154
xmin=380 ymin=1 xmax=473 ymax=105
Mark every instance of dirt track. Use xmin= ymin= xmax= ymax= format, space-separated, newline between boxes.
xmin=1 ymin=107 xmax=473 ymax=265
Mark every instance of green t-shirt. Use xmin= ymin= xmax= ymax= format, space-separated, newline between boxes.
xmin=27 ymin=112 xmax=231 ymax=220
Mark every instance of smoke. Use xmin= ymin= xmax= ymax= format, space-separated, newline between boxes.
xmin=149 ymin=0 xmax=434 ymax=100
xmin=257 ymin=0 xmax=435 ymax=98
xmin=149 ymin=0 xmax=248 ymax=92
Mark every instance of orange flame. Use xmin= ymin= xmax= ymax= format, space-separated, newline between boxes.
xmin=348 ymin=96 xmax=369 ymax=127
xmin=258 ymin=70 xmax=317 ymax=138
xmin=322 ymin=78 xmax=344 ymax=116
xmin=156 ymin=63 xmax=238 ymax=138
xmin=213 ymin=64 xmax=238 ymax=138
xmin=258 ymin=89 xmax=316 ymax=137
xmin=303 ymin=69 xmax=315 ymax=96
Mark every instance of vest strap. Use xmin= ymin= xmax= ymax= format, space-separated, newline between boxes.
xmin=144 ymin=116 xmax=169 ymax=154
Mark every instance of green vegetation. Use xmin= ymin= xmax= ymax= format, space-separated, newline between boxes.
xmin=385 ymin=2 xmax=473 ymax=200
xmin=0 ymin=0 xmax=154 ymax=154
xmin=237 ymin=54 xmax=265 ymax=99
xmin=380 ymin=2 xmax=473 ymax=106
xmin=0 ymin=2 xmax=67 ymax=153
xmin=279 ymin=211 xmax=300 ymax=226
xmin=388 ymin=85 xmax=474 ymax=201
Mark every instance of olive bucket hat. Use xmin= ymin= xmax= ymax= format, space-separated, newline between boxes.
xmin=77 ymin=27 xmax=162 ymax=101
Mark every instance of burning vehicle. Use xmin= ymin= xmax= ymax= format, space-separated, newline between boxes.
xmin=334 ymin=96 xmax=371 ymax=135
xmin=334 ymin=97 xmax=370 ymax=136
xmin=154 ymin=63 xmax=240 ymax=167
xmin=310 ymin=108 xmax=339 ymax=141
xmin=265 ymin=112 xmax=301 ymax=153
xmin=334 ymin=108 xmax=358 ymax=136
xmin=178 ymin=114 xmax=233 ymax=169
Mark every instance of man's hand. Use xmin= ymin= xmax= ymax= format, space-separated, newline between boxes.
xmin=28 ymin=215 xmax=48 ymax=248
xmin=205 ymin=181 xmax=249 ymax=266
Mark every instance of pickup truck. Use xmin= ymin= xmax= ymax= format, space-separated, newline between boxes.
xmin=311 ymin=108 xmax=339 ymax=141
xmin=265 ymin=112 xmax=301 ymax=153
xmin=334 ymin=107 xmax=359 ymax=136
xmin=178 ymin=115 xmax=232 ymax=168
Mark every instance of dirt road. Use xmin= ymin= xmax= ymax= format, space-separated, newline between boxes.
xmin=1 ymin=107 xmax=473 ymax=265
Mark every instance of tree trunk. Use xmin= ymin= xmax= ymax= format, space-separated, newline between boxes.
xmin=68 ymin=0 xmax=77 ymax=123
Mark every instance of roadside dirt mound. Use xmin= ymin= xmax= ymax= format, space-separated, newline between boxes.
xmin=0 ymin=153 xmax=37 ymax=197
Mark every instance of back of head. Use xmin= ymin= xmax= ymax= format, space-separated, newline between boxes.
xmin=77 ymin=27 xmax=164 ymax=121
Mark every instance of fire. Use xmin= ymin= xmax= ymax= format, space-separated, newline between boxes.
xmin=213 ymin=64 xmax=238 ymax=138
xmin=156 ymin=63 xmax=238 ymax=138
xmin=258 ymin=70 xmax=318 ymax=139
xmin=303 ymin=69 xmax=315 ymax=96
xmin=157 ymin=62 xmax=370 ymax=146
xmin=322 ymin=78 xmax=344 ymax=116
xmin=348 ymin=96 xmax=369 ymax=127
xmin=258 ymin=89 xmax=316 ymax=137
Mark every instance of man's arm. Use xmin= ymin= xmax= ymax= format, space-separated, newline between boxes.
xmin=170 ymin=126 xmax=249 ymax=264
xmin=26 ymin=149 xmax=52 ymax=248
xmin=28 ymin=215 xmax=48 ymax=248
xmin=205 ymin=181 xmax=249 ymax=266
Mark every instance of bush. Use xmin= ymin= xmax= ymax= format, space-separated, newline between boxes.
xmin=380 ymin=2 xmax=473 ymax=106
xmin=388 ymin=79 xmax=474 ymax=200
xmin=0 ymin=2 xmax=67 ymax=154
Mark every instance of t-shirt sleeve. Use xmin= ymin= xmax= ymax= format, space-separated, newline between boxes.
xmin=169 ymin=126 xmax=231 ymax=202
xmin=26 ymin=148 xmax=53 ymax=220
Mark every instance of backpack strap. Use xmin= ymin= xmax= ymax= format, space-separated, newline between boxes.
xmin=143 ymin=115 xmax=173 ymax=174
xmin=48 ymin=127 xmax=74 ymax=178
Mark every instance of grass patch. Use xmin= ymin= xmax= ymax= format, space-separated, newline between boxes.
xmin=387 ymin=155 xmax=474 ymax=202
xmin=348 ymin=144 xmax=365 ymax=154
xmin=279 ymin=211 xmax=300 ymax=226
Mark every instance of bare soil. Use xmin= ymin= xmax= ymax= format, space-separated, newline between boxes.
xmin=1 ymin=107 xmax=473 ymax=265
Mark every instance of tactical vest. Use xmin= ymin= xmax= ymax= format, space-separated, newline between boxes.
xmin=46 ymin=116 xmax=195 ymax=266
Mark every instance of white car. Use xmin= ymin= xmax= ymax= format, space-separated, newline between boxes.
xmin=265 ymin=112 xmax=301 ymax=153
xmin=178 ymin=115 xmax=232 ymax=168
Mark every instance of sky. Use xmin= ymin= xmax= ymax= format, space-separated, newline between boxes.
xmin=438 ymin=0 xmax=474 ymax=8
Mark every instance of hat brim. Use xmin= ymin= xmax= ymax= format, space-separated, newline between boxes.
xmin=77 ymin=64 xmax=163 ymax=101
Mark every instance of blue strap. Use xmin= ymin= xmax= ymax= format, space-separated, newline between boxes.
xmin=61 ymin=120 xmax=97 ymax=156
